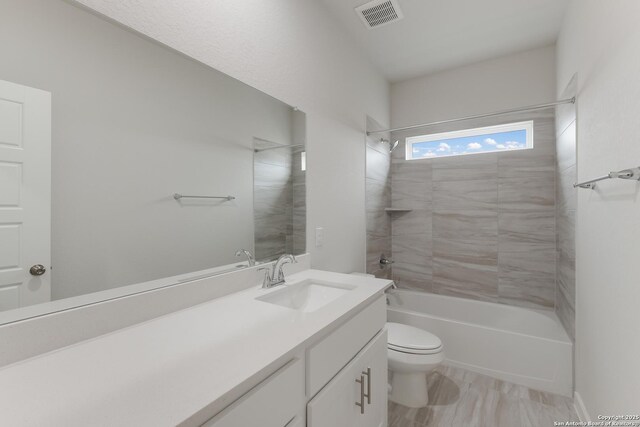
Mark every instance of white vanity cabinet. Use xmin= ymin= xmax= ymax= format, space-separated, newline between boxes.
xmin=307 ymin=330 xmax=388 ymax=427
xmin=202 ymin=358 xmax=305 ymax=427
xmin=202 ymin=294 xmax=388 ymax=427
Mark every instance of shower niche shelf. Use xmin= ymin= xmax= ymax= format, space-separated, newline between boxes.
xmin=384 ymin=208 xmax=413 ymax=213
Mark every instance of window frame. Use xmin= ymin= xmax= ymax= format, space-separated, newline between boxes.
xmin=404 ymin=120 xmax=534 ymax=161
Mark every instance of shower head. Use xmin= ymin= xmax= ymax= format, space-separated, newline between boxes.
xmin=380 ymin=138 xmax=399 ymax=153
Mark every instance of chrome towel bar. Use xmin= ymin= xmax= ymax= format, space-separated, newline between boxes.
xmin=574 ymin=167 xmax=640 ymax=189
xmin=173 ymin=193 xmax=235 ymax=201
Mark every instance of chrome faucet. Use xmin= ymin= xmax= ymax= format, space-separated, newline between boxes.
xmin=259 ymin=254 xmax=297 ymax=288
xmin=235 ymin=249 xmax=255 ymax=267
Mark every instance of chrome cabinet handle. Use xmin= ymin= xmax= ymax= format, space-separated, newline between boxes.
xmin=362 ymin=367 xmax=371 ymax=404
xmin=29 ymin=264 xmax=46 ymax=276
xmin=355 ymin=374 xmax=365 ymax=414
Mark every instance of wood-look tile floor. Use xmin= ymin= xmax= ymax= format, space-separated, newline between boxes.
xmin=388 ymin=364 xmax=579 ymax=427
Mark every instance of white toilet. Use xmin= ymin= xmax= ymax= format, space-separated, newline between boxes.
xmin=387 ymin=322 xmax=444 ymax=408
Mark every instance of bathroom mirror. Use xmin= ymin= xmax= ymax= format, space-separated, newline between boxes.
xmin=0 ymin=0 xmax=306 ymax=322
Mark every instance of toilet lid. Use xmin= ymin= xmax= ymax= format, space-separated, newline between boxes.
xmin=387 ymin=322 xmax=442 ymax=354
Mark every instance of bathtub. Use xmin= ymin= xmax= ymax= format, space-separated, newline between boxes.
xmin=387 ymin=289 xmax=573 ymax=397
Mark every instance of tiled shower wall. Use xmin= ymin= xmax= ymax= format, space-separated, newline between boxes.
xmin=555 ymin=76 xmax=577 ymax=339
xmin=389 ymin=109 xmax=558 ymax=310
xmin=254 ymin=141 xmax=306 ymax=261
xmin=365 ymin=117 xmax=392 ymax=279
xmin=292 ymin=146 xmax=307 ymax=255
xmin=254 ymin=141 xmax=294 ymax=260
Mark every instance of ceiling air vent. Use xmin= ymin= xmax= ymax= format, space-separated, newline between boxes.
xmin=355 ymin=0 xmax=403 ymax=29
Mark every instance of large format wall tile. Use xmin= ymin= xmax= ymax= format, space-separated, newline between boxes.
xmin=557 ymin=164 xmax=576 ymax=211
xmin=384 ymin=112 xmax=562 ymax=310
xmin=434 ymin=179 xmax=499 ymax=212
xmin=254 ymin=151 xmax=294 ymax=260
xmin=432 ymin=235 xmax=498 ymax=301
xmin=365 ymin=125 xmax=392 ymax=278
xmin=366 ymin=177 xmax=391 ymax=210
xmin=292 ymin=181 xmax=306 ymax=255
xmin=498 ymin=211 xmax=555 ymax=252
xmin=433 ymin=256 xmax=499 ymax=302
xmin=432 ymin=153 xmax=498 ymax=182
xmin=498 ymin=249 xmax=556 ymax=309
xmin=368 ymin=236 xmax=391 ymax=276
xmin=498 ymin=173 xmax=555 ymax=212
xmin=392 ymin=209 xmax=431 ymax=236
xmin=556 ymin=283 xmax=575 ymax=339
xmin=554 ymin=78 xmax=576 ymax=340
xmin=391 ymin=161 xmax=431 ymax=208
xmin=392 ymin=231 xmax=432 ymax=290
xmin=433 ymin=211 xmax=498 ymax=241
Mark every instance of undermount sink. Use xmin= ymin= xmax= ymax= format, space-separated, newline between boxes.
xmin=256 ymin=279 xmax=356 ymax=312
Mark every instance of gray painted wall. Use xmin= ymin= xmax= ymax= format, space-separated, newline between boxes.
xmin=0 ymin=0 xmax=296 ymax=300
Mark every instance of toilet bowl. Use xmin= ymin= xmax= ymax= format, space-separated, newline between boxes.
xmin=387 ymin=322 xmax=444 ymax=408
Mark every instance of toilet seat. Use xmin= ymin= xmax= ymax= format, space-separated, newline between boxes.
xmin=387 ymin=322 xmax=442 ymax=355
xmin=389 ymin=343 xmax=442 ymax=355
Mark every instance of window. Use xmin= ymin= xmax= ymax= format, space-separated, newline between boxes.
xmin=405 ymin=121 xmax=534 ymax=160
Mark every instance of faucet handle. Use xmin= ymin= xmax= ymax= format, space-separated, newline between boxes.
xmin=274 ymin=254 xmax=297 ymax=282
xmin=257 ymin=266 xmax=274 ymax=288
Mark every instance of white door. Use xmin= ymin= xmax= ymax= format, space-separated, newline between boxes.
xmin=0 ymin=79 xmax=51 ymax=311
xmin=307 ymin=331 xmax=388 ymax=427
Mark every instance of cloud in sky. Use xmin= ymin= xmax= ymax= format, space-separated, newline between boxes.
xmin=505 ymin=141 xmax=524 ymax=150
xmin=408 ymin=128 xmax=527 ymax=159
xmin=437 ymin=142 xmax=451 ymax=152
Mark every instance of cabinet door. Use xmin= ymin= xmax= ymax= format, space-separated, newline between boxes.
xmin=307 ymin=330 xmax=387 ymax=427
xmin=203 ymin=358 xmax=304 ymax=427
xmin=360 ymin=330 xmax=388 ymax=427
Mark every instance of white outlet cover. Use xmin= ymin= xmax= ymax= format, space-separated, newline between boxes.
xmin=315 ymin=227 xmax=324 ymax=248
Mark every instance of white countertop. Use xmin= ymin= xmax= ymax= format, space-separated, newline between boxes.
xmin=0 ymin=270 xmax=391 ymax=427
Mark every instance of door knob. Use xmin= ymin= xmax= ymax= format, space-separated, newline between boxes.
xmin=30 ymin=264 xmax=46 ymax=276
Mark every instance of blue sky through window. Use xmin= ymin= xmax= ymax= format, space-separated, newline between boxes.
xmin=409 ymin=129 xmax=528 ymax=159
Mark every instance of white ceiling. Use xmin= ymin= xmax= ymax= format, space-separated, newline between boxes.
xmin=320 ymin=0 xmax=570 ymax=82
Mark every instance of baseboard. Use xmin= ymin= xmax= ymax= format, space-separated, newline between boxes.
xmin=574 ymin=391 xmax=591 ymax=422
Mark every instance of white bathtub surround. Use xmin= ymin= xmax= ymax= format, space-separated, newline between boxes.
xmin=387 ymin=289 xmax=572 ymax=396
xmin=0 ymin=270 xmax=392 ymax=426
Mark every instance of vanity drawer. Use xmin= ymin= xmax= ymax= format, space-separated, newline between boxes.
xmin=202 ymin=357 xmax=304 ymax=427
xmin=307 ymin=295 xmax=386 ymax=397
